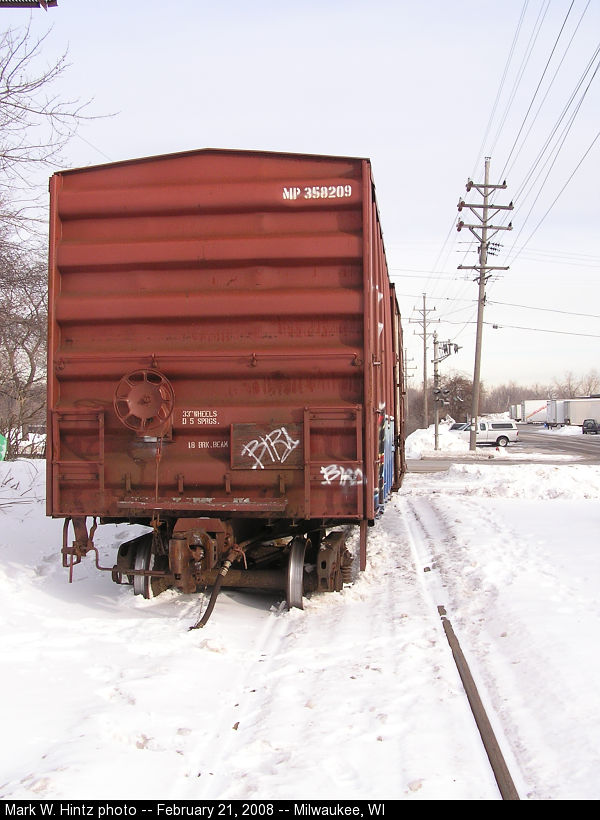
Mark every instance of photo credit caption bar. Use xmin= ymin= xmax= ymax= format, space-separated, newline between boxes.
xmin=1 ymin=802 xmax=388 ymax=818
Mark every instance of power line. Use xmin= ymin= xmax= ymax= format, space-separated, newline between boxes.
xmin=487 ymin=299 xmax=600 ymax=319
xmin=506 ymin=40 xmax=600 ymax=239
xmin=472 ymin=0 xmax=530 ymax=177
xmin=502 ymin=1 xmax=592 ymax=181
xmin=442 ymin=318 xmax=600 ymax=339
xmin=487 ymin=321 xmax=600 ymax=338
xmin=508 ymin=124 xmax=600 ymax=265
xmin=389 ymin=270 xmax=464 ymax=283
xmin=470 ymin=3 xmax=599 ymax=276
xmin=502 ymin=246 xmax=600 ymax=266
xmin=404 ymin=3 xmax=600 ymax=364
xmin=74 ymin=132 xmax=114 ymax=163
xmin=455 ymin=240 xmax=600 ymax=268
xmin=395 ymin=293 xmax=476 ymax=304
xmin=489 ymin=0 xmax=552 ymax=158
xmin=500 ymin=1 xmax=578 ymax=179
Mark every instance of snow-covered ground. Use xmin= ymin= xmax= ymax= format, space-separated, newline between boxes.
xmin=1 ymin=427 xmax=599 ymax=802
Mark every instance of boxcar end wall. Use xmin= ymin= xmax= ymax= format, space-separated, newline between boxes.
xmin=47 ymin=148 xmax=405 ymax=605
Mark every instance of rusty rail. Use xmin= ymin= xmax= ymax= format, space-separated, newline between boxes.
xmin=438 ymin=605 xmax=520 ymax=801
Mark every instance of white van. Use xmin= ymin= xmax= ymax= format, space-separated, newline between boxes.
xmin=464 ymin=420 xmax=519 ymax=447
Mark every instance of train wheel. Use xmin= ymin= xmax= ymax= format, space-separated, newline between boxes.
xmin=132 ymin=536 xmax=170 ymax=599
xmin=332 ymin=563 xmax=343 ymax=593
xmin=286 ymin=535 xmax=307 ymax=610
xmin=133 ymin=538 xmax=154 ymax=598
xmin=317 ymin=531 xmax=348 ymax=593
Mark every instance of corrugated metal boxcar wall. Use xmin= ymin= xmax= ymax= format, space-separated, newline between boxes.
xmin=47 ymin=149 xmax=403 ymax=526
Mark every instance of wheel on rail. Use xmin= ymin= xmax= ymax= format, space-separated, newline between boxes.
xmin=132 ymin=536 xmax=169 ymax=599
xmin=286 ymin=535 xmax=307 ymax=610
xmin=133 ymin=537 xmax=154 ymax=598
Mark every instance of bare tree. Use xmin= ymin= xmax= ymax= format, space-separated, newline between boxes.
xmin=0 ymin=21 xmax=88 ymax=178
xmin=441 ymin=374 xmax=473 ymax=422
xmin=0 ymin=20 xmax=100 ymax=458
xmin=483 ymin=381 xmax=521 ymax=414
xmin=0 ymin=242 xmax=47 ymax=458
xmin=0 ymin=20 xmax=96 ymax=237
xmin=576 ymin=369 xmax=600 ymax=397
xmin=552 ymin=371 xmax=582 ymax=398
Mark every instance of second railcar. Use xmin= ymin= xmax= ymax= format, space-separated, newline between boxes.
xmin=47 ymin=148 xmax=405 ymax=615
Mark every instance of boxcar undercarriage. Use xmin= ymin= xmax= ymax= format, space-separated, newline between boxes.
xmin=62 ymin=513 xmax=358 ymax=624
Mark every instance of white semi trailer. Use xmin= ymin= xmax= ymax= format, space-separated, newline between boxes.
xmin=509 ymin=404 xmax=521 ymax=421
xmin=547 ymin=399 xmax=567 ymax=427
xmin=521 ymin=400 xmax=548 ymax=424
xmin=563 ymin=398 xmax=600 ymax=426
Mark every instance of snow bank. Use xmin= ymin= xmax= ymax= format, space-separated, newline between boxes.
xmin=405 ymin=424 xmax=470 ymax=458
xmin=1 ymin=456 xmax=600 ymax=800
xmin=408 ymin=461 xmax=600 ymax=499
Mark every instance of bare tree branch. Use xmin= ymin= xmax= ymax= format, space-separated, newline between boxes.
xmin=0 ymin=243 xmax=47 ymax=458
xmin=0 ymin=19 xmax=104 ymax=230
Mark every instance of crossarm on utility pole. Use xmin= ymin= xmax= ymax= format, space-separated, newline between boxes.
xmin=456 ymin=158 xmax=513 ymax=451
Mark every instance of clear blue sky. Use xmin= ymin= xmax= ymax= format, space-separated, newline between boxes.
xmin=10 ymin=0 xmax=600 ymax=390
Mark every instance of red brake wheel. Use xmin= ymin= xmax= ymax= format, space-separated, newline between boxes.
xmin=114 ymin=369 xmax=175 ymax=434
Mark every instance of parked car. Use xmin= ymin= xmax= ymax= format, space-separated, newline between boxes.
xmin=449 ymin=422 xmax=469 ymax=431
xmin=461 ymin=420 xmax=519 ymax=447
xmin=582 ymin=419 xmax=599 ymax=435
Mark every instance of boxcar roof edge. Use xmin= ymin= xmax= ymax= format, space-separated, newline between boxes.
xmin=50 ymin=146 xmax=373 ymax=177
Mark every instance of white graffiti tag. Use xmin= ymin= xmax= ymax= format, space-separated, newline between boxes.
xmin=241 ymin=426 xmax=301 ymax=470
xmin=320 ymin=464 xmax=364 ymax=486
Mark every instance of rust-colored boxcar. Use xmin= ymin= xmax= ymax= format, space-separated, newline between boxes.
xmin=47 ymin=148 xmax=405 ymax=615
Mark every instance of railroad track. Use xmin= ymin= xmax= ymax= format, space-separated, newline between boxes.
xmin=400 ymin=496 xmax=520 ymax=800
xmin=179 ymin=503 xmax=523 ymax=800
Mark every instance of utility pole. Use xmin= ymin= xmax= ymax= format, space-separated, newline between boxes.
xmin=433 ymin=333 xmax=441 ymax=451
xmin=403 ymin=347 xmax=417 ymax=424
xmin=457 ymin=158 xmax=513 ymax=450
xmin=431 ymin=336 xmax=460 ymax=450
xmin=409 ymin=294 xmax=439 ymax=429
